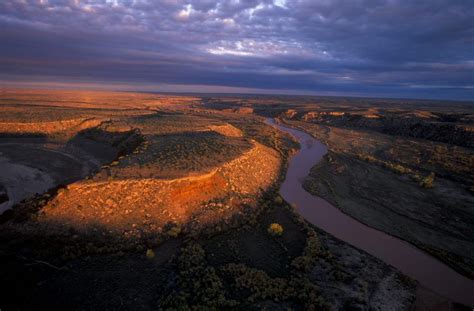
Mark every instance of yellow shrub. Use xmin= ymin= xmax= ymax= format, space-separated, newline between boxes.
xmin=168 ymin=226 xmax=181 ymax=237
xmin=146 ymin=248 xmax=155 ymax=259
xmin=420 ymin=172 xmax=435 ymax=188
xmin=267 ymin=223 xmax=284 ymax=236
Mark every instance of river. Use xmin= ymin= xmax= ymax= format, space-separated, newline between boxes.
xmin=266 ymin=118 xmax=474 ymax=307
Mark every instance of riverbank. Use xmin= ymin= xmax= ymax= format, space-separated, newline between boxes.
xmin=267 ymin=118 xmax=474 ymax=307
xmin=281 ymin=118 xmax=474 ymax=281
xmin=0 ymin=90 xmax=470 ymax=309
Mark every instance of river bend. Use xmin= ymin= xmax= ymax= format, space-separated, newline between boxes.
xmin=267 ymin=118 xmax=474 ymax=306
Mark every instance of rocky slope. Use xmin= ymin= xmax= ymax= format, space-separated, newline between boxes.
xmin=300 ymin=110 xmax=474 ymax=148
xmin=38 ymin=141 xmax=281 ymax=236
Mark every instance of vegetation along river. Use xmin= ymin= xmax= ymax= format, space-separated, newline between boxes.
xmin=266 ymin=118 xmax=474 ymax=306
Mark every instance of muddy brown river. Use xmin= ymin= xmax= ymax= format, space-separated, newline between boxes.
xmin=267 ymin=118 xmax=474 ymax=307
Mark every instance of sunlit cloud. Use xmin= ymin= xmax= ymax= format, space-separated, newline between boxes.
xmin=206 ymin=39 xmax=317 ymax=58
xmin=176 ymin=4 xmax=194 ymax=21
xmin=274 ymin=0 xmax=287 ymax=9
xmin=0 ymin=0 xmax=472 ymax=100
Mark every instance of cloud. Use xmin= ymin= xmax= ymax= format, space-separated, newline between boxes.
xmin=0 ymin=0 xmax=473 ymax=100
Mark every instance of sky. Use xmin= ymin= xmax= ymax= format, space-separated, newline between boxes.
xmin=0 ymin=0 xmax=473 ymax=100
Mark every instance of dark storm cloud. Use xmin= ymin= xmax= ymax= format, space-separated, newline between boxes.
xmin=0 ymin=0 xmax=473 ymax=99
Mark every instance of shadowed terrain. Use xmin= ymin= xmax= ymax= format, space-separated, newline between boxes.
xmin=0 ymin=90 xmax=472 ymax=310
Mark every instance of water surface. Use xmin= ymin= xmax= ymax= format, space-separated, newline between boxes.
xmin=267 ymin=118 xmax=474 ymax=306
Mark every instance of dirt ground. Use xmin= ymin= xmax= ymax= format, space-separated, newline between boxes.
xmin=2 ymin=90 xmax=471 ymax=310
xmin=0 ymin=200 xmax=417 ymax=310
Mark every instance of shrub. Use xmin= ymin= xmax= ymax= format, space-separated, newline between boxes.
xmin=383 ymin=162 xmax=411 ymax=174
xmin=267 ymin=223 xmax=284 ymax=236
xmin=274 ymin=196 xmax=283 ymax=205
xmin=160 ymin=243 xmax=237 ymax=309
xmin=221 ymin=263 xmax=328 ymax=309
xmin=291 ymin=233 xmax=321 ymax=271
xmin=361 ymin=154 xmax=377 ymax=163
xmin=167 ymin=226 xmax=181 ymax=237
xmin=420 ymin=172 xmax=435 ymax=188
xmin=146 ymin=248 xmax=155 ymax=259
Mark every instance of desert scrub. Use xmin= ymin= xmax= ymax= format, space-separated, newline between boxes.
xmin=146 ymin=248 xmax=155 ymax=259
xmin=122 ymin=131 xmax=252 ymax=177
xmin=291 ymin=230 xmax=322 ymax=272
xmin=267 ymin=223 xmax=284 ymax=236
xmin=360 ymin=153 xmax=377 ymax=163
xmin=274 ymin=196 xmax=283 ymax=205
xmin=358 ymin=153 xmax=414 ymax=175
xmin=274 ymin=196 xmax=326 ymax=272
xmin=160 ymin=243 xmax=236 ymax=310
xmin=420 ymin=172 xmax=435 ymax=188
xmin=385 ymin=162 xmax=412 ymax=174
xmin=221 ymin=263 xmax=328 ymax=310
xmin=166 ymin=225 xmax=182 ymax=238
